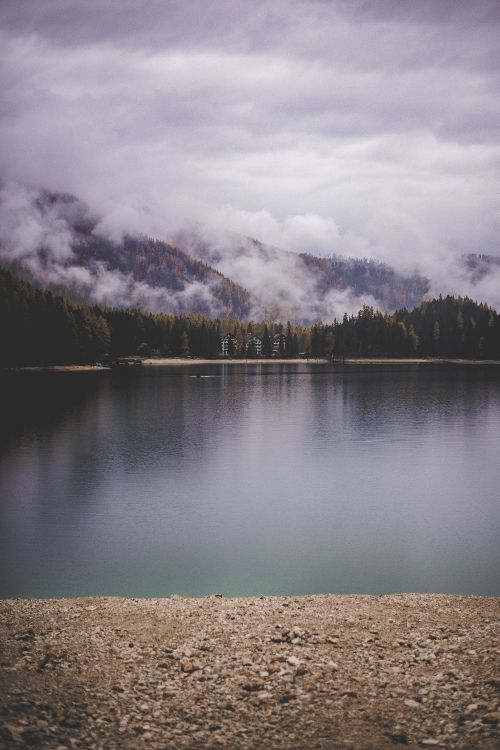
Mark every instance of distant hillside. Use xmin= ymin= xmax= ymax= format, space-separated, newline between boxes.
xmin=2 ymin=264 xmax=499 ymax=367
xmin=71 ymin=234 xmax=254 ymax=318
xmin=173 ymin=229 xmax=500 ymax=322
xmin=0 ymin=188 xmax=254 ymax=319
xmin=2 ymin=184 xmax=500 ymax=323
xmin=299 ymin=253 xmax=429 ymax=310
xmin=462 ymin=253 xmax=500 ymax=283
xmin=172 ymin=229 xmax=430 ymax=320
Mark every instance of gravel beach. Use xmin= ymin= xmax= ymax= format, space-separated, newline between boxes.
xmin=0 ymin=595 xmax=498 ymax=749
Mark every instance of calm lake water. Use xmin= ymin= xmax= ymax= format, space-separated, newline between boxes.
xmin=1 ymin=363 xmax=499 ymax=598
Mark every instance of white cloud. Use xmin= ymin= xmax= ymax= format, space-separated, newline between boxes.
xmin=0 ymin=0 xmax=499 ymax=302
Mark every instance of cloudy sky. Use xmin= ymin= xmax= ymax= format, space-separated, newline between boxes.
xmin=1 ymin=0 xmax=499 ymax=269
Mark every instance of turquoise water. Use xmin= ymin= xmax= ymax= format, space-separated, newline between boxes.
xmin=1 ymin=363 xmax=499 ymax=597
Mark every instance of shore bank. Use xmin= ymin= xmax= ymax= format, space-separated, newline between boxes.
xmin=144 ymin=357 xmax=500 ymax=366
xmin=143 ymin=357 xmax=329 ymax=365
xmin=1 ymin=595 xmax=498 ymax=749
xmin=5 ymin=357 xmax=500 ymax=373
xmin=344 ymin=358 xmax=500 ymax=366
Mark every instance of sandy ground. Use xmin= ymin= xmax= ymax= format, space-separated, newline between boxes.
xmin=144 ymin=357 xmax=500 ymax=366
xmin=343 ymin=358 xmax=500 ymax=366
xmin=143 ymin=357 xmax=329 ymax=365
xmin=0 ymin=595 xmax=498 ymax=749
xmin=6 ymin=358 xmax=500 ymax=373
xmin=4 ymin=365 xmax=112 ymax=373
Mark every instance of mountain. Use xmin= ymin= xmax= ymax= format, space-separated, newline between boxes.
xmin=0 ymin=188 xmax=254 ymax=318
xmin=172 ymin=229 xmax=430 ymax=322
xmin=462 ymin=253 xmax=500 ymax=283
xmin=3 ymin=263 xmax=499 ymax=368
xmin=1 ymin=184 xmax=499 ymax=323
xmin=72 ymin=234 xmax=254 ymax=318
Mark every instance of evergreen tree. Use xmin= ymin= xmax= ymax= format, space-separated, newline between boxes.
xmin=180 ymin=330 xmax=190 ymax=357
xmin=262 ymin=325 xmax=272 ymax=356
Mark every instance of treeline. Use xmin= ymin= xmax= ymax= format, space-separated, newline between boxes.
xmin=1 ymin=266 xmax=499 ymax=367
xmin=322 ymin=298 xmax=500 ymax=359
xmin=0 ymin=266 xmax=307 ymax=366
xmin=0 ymin=267 xmax=111 ymax=366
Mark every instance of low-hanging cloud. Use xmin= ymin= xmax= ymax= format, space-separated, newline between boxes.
xmin=1 ymin=0 xmax=499 ymax=313
xmin=0 ymin=182 xmax=237 ymax=318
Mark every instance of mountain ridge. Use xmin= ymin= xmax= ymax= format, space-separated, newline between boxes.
xmin=1 ymin=184 xmax=499 ymax=323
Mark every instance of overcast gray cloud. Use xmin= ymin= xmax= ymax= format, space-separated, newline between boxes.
xmin=1 ymin=0 xmax=499 ymax=289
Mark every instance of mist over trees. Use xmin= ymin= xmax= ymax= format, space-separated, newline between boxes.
xmin=3 ymin=186 xmax=500 ymax=329
xmin=1 ymin=265 xmax=499 ymax=368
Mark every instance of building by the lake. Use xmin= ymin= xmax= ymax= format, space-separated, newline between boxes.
xmin=221 ymin=333 xmax=238 ymax=357
xmin=246 ymin=335 xmax=262 ymax=357
xmin=272 ymin=333 xmax=287 ymax=357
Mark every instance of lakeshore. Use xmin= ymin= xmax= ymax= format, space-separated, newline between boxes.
xmin=1 ymin=595 xmax=498 ymax=749
xmin=143 ymin=357 xmax=500 ymax=366
xmin=4 ymin=357 xmax=500 ymax=374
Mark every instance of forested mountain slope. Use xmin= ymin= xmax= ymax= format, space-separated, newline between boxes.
xmin=0 ymin=189 xmax=254 ymax=319
xmin=2 ymin=185 xmax=500 ymax=324
xmin=2 ymin=265 xmax=499 ymax=367
xmin=173 ymin=230 xmax=430 ymax=321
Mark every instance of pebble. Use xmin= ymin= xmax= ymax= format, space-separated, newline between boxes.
xmin=1 ymin=594 xmax=498 ymax=750
xmin=404 ymin=699 xmax=421 ymax=708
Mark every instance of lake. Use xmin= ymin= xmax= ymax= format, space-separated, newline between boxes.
xmin=1 ymin=363 xmax=499 ymax=598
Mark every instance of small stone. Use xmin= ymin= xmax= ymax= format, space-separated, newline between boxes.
xmin=485 ymin=677 xmax=500 ymax=688
xmin=404 ymin=699 xmax=421 ymax=709
xmin=326 ymin=660 xmax=338 ymax=671
xmin=255 ymin=691 xmax=270 ymax=703
xmin=20 ymin=731 xmax=41 ymax=746
xmin=385 ymin=732 xmax=408 ymax=745
xmin=481 ymin=713 xmax=499 ymax=725
xmin=286 ymin=656 xmax=300 ymax=666
xmin=242 ymin=680 xmax=265 ymax=692
xmin=180 ymin=658 xmax=202 ymax=673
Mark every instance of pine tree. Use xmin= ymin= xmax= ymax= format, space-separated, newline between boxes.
xmin=180 ymin=330 xmax=190 ymax=357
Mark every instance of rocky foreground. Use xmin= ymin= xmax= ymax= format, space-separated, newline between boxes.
xmin=0 ymin=595 xmax=499 ymax=749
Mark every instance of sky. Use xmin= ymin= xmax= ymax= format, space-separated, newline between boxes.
xmin=1 ymin=0 xmax=499 ymax=273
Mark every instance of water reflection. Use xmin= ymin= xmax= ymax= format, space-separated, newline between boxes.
xmin=1 ymin=364 xmax=499 ymax=598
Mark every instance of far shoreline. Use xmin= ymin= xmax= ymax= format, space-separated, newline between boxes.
xmin=144 ymin=356 xmax=500 ymax=366
xmin=4 ymin=356 xmax=500 ymax=373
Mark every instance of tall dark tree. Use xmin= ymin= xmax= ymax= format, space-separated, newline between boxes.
xmin=261 ymin=325 xmax=272 ymax=357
